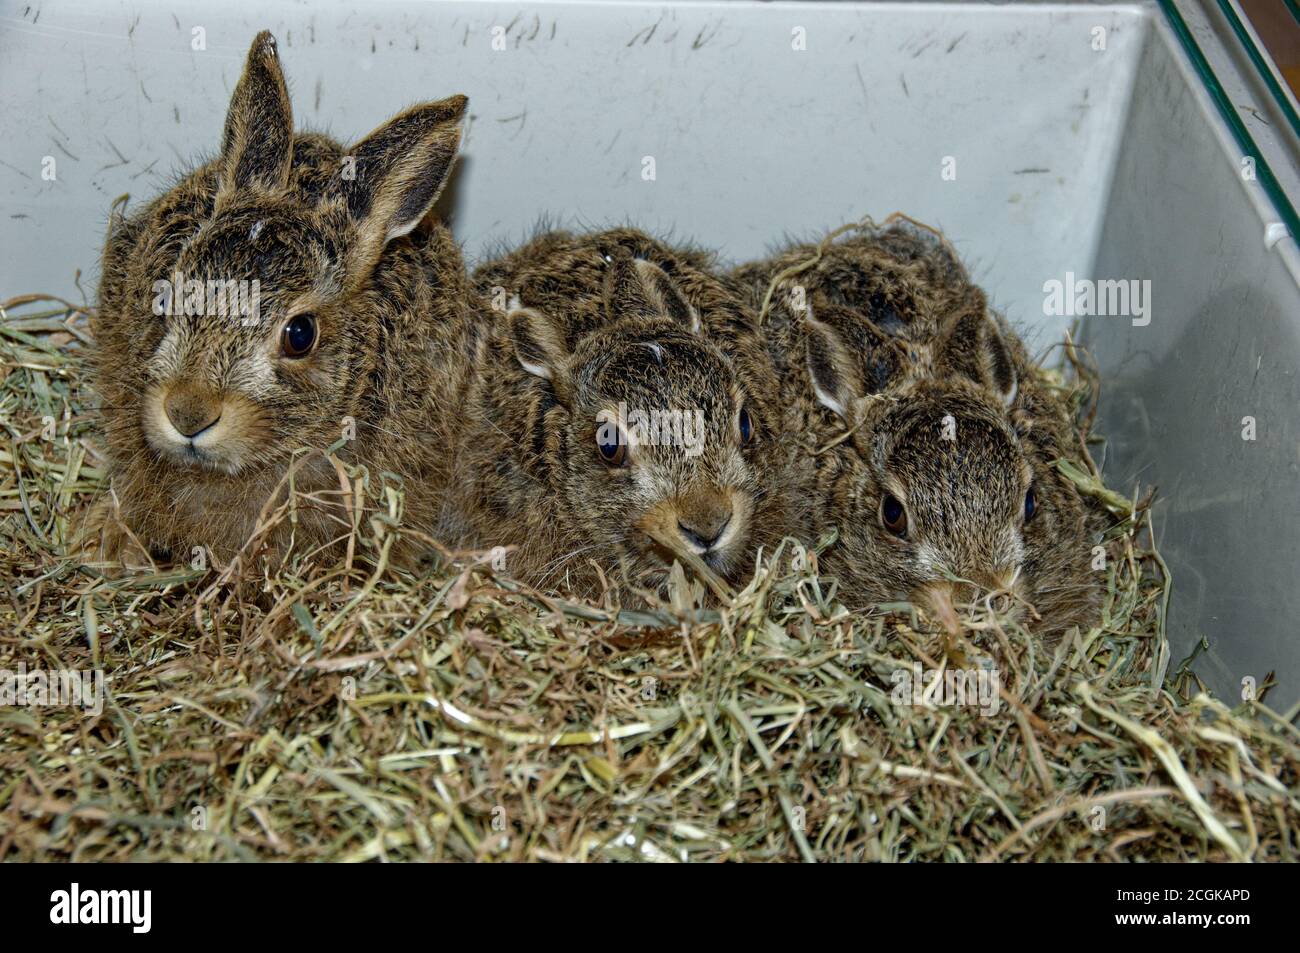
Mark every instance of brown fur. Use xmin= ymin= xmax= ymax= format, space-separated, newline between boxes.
xmin=90 ymin=32 xmax=482 ymax=566
xmin=460 ymin=229 xmax=791 ymax=597
xmin=730 ymin=223 xmax=1104 ymax=636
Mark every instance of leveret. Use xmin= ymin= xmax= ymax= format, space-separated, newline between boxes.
xmin=459 ymin=229 xmax=792 ymax=597
xmin=732 ymin=223 xmax=1103 ymax=636
xmin=91 ymin=31 xmax=481 ymax=565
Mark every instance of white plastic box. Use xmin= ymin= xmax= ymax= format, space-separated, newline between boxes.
xmin=2 ymin=0 xmax=1297 ymax=705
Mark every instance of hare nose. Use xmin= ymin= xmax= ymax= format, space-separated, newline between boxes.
xmin=971 ymin=567 xmax=1019 ymax=593
xmin=677 ymin=505 xmax=732 ymax=551
xmin=164 ymin=388 xmax=222 ymax=438
xmin=919 ymin=582 xmax=962 ymax=637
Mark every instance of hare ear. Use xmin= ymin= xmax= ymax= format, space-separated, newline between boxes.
xmin=342 ymin=94 xmax=467 ymax=276
xmin=804 ymin=303 xmax=865 ymax=424
xmin=603 ymin=251 xmax=701 ymax=332
xmin=508 ymin=307 xmax=570 ymax=385
xmin=937 ymin=309 xmax=1018 ymax=406
xmin=216 ymin=31 xmax=293 ymax=207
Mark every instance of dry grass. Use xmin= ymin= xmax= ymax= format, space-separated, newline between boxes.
xmin=1 ymin=293 xmax=1297 ymax=863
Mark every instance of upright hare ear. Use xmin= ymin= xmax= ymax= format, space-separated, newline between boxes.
xmin=602 ymin=249 xmax=701 ymax=333
xmin=508 ymin=307 xmax=572 ymax=395
xmin=804 ymin=302 xmax=867 ymax=425
xmin=342 ymin=94 xmax=468 ymax=278
xmin=215 ymin=31 xmax=294 ymax=209
xmin=936 ymin=308 xmax=1018 ymax=406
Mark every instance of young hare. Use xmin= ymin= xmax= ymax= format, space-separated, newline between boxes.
xmin=461 ymin=230 xmax=790 ymax=597
xmin=735 ymin=224 xmax=1103 ymax=636
xmin=91 ymin=32 xmax=478 ymax=566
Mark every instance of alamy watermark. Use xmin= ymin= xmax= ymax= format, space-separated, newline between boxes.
xmin=598 ymin=402 xmax=705 ymax=458
xmin=151 ymin=270 xmax=261 ymax=324
xmin=891 ymin=662 xmax=1001 ymax=716
xmin=1 ymin=662 xmax=105 ymax=716
xmin=50 ymin=883 xmax=151 ymax=933
xmin=1042 ymin=272 xmax=1150 ymax=327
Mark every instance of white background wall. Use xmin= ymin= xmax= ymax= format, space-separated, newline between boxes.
xmin=1 ymin=0 xmax=1147 ymax=349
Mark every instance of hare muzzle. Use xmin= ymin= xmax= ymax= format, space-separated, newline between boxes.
xmin=915 ymin=568 xmax=1026 ymax=634
xmin=163 ymin=387 xmax=222 ymax=439
xmin=145 ymin=381 xmax=263 ymax=475
xmin=675 ymin=493 xmax=736 ymax=556
xmin=636 ymin=487 xmax=753 ymax=573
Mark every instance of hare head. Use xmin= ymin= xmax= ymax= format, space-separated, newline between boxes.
xmin=92 ymin=31 xmax=467 ymax=558
xmin=733 ymin=221 xmax=978 ymax=353
xmin=497 ymin=250 xmax=767 ymax=590
xmin=805 ymin=302 xmax=1098 ymax=635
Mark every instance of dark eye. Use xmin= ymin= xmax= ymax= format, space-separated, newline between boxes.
xmin=739 ymin=406 xmax=755 ymax=446
xmin=596 ymin=425 xmax=628 ymax=467
xmin=281 ymin=313 xmax=317 ymax=358
xmin=880 ymin=494 xmax=908 ymax=538
xmin=1024 ymin=486 xmax=1038 ymax=522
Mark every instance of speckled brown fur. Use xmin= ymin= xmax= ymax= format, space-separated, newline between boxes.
xmin=731 ymin=223 xmax=1104 ymax=635
xmin=462 ymin=229 xmax=792 ymax=597
xmin=91 ymin=32 xmax=482 ymax=566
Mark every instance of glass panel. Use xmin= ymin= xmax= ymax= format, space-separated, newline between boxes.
xmin=1225 ymin=0 xmax=1300 ymax=137
xmin=1158 ymin=0 xmax=1300 ymax=241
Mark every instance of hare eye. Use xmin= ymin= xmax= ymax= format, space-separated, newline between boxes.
xmin=739 ymin=406 xmax=755 ymax=446
xmin=880 ymin=494 xmax=908 ymax=538
xmin=596 ymin=426 xmax=628 ymax=468
xmin=281 ymin=313 xmax=317 ymax=358
xmin=1024 ymin=486 xmax=1038 ymax=522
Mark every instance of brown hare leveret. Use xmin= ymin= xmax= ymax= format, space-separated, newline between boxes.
xmin=461 ymin=232 xmax=790 ymax=597
xmin=91 ymin=31 xmax=480 ymax=565
xmin=733 ymin=224 xmax=1102 ymax=636
xmin=730 ymin=220 xmax=984 ymax=376
xmin=475 ymin=228 xmax=784 ymax=441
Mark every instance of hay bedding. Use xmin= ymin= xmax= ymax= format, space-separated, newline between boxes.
xmin=0 ymin=291 xmax=1297 ymax=864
